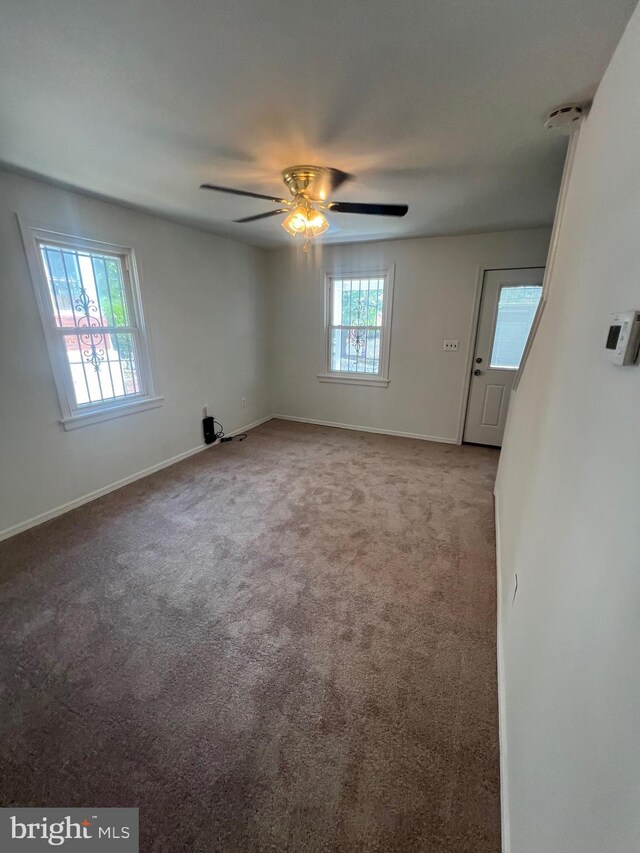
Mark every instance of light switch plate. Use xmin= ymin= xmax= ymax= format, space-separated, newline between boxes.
xmin=443 ymin=340 xmax=459 ymax=351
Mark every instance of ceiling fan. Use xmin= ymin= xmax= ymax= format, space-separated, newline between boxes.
xmin=201 ymin=165 xmax=408 ymax=251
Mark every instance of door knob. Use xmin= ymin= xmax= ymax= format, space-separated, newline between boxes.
xmin=475 ymin=357 xmax=483 ymax=364
xmin=473 ymin=369 xmax=483 ymax=376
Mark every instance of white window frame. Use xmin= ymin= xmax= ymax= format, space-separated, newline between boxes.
xmin=19 ymin=218 xmax=163 ymax=430
xmin=318 ymin=266 xmax=395 ymax=387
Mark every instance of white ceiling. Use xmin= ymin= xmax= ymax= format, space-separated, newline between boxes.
xmin=0 ymin=0 xmax=635 ymax=247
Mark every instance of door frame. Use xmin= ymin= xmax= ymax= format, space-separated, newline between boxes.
xmin=456 ymin=266 xmax=545 ymax=445
xmin=455 ymin=132 xmax=580 ymax=446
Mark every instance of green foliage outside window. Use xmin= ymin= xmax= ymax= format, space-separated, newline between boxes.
xmin=341 ymin=288 xmax=383 ymax=326
xmin=92 ymin=256 xmax=134 ymax=363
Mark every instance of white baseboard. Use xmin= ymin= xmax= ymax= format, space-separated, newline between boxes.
xmin=494 ymin=491 xmax=511 ymax=853
xmin=0 ymin=415 xmax=274 ymax=543
xmin=1 ymin=413 xmax=453 ymax=542
xmin=272 ymin=414 xmax=457 ymax=444
xmin=228 ymin=415 xmax=274 ymax=436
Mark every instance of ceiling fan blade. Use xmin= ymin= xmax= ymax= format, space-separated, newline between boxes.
xmin=200 ymin=183 xmax=289 ymax=204
xmin=328 ymin=201 xmax=409 ymax=217
xmin=328 ymin=168 xmax=353 ymax=192
xmin=308 ymin=168 xmax=353 ymax=201
xmin=233 ymin=209 xmax=289 ymax=223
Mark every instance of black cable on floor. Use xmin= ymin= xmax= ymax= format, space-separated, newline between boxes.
xmin=216 ymin=420 xmax=248 ymax=443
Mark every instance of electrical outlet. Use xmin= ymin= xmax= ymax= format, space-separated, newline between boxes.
xmin=241 ymin=397 xmax=247 ymax=408
xmin=443 ymin=340 xmax=459 ymax=351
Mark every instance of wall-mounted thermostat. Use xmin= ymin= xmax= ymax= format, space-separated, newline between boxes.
xmin=605 ymin=311 xmax=640 ymax=365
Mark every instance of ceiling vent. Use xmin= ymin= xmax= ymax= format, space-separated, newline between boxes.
xmin=544 ymin=104 xmax=586 ymax=133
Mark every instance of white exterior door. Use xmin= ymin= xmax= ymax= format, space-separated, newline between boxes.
xmin=463 ymin=268 xmax=544 ymax=446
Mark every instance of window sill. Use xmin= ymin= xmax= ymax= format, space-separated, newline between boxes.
xmin=60 ymin=396 xmax=164 ymax=431
xmin=317 ymin=373 xmax=390 ymax=388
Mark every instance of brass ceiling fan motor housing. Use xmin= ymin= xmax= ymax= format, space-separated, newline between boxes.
xmin=281 ymin=165 xmax=330 ymax=200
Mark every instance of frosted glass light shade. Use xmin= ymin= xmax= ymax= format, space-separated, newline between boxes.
xmin=282 ymin=204 xmax=328 ymax=238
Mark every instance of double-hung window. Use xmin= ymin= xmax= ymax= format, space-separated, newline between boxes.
xmin=21 ymin=223 xmax=161 ymax=429
xmin=319 ymin=268 xmax=394 ymax=386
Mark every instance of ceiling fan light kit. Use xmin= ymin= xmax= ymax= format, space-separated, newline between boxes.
xmin=281 ymin=203 xmax=329 ymax=244
xmin=201 ymin=164 xmax=409 ymax=250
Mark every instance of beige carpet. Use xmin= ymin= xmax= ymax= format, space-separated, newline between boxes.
xmin=0 ymin=419 xmax=500 ymax=852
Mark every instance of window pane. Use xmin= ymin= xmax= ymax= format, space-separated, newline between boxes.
xmin=490 ymin=285 xmax=542 ymax=369
xmin=371 ymin=281 xmax=384 ymax=325
xmin=333 ymin=278 xmax=384 ymax=326
xmin=91 ymin=254 xmax=130 ymax=326
xmin=345 ymin=282 xmax=367 ymax=326
xmin=330 ymin=327 xmax=381 ymax=374
xmin=332 ymin=279 xmax=344 ymax=325
xmin=40 ymin=244 xmax=129 ymax=329
xmin=63 ymin=331 xmax=141 ymax=406
xmin=328 ymin=276 xmax=387 ymax=376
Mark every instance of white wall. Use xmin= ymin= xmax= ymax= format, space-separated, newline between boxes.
xmin=0 ymin=169 xmax=271 ymax=537
xmin=0 ymin=173 xmax=552 ymax=538
xmin=495 ymin=6 xmax=640 ymax=852
xmin=267 ymin=230 xmax=550 ymax=440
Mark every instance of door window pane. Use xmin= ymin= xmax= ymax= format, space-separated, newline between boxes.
xmin=490 ymin=285 xmax=542 ymax=369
